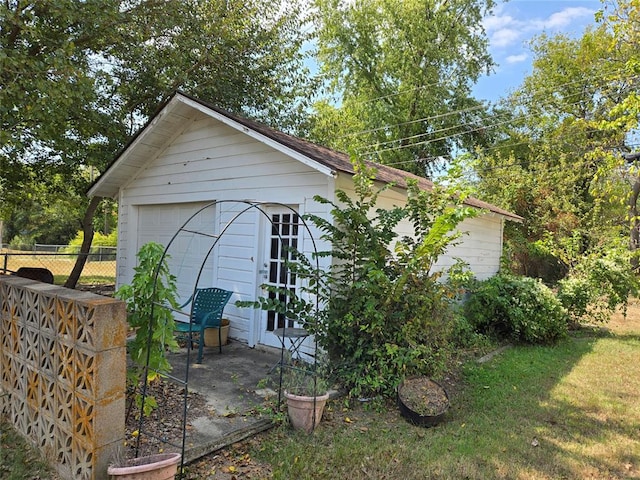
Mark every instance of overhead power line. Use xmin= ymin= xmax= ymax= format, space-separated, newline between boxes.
xmin=378 ymin=136 xmax=640 ymax=173
xmin=335 ymin=68 xmax=638 ymax=146
xmin=356 ymin=97 xmax=588 ymax=155
xmin=353 ymin=76 xmax=639 ymax=159
xmin=335 ymin=104 xmax=487 ymax=140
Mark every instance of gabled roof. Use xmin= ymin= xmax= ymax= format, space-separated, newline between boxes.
xmin=88 ymin=91 xmax=522 ymax=222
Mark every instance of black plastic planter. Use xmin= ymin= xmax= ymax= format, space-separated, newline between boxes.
xmin=397 ymin=377 xmax=449 ymax=427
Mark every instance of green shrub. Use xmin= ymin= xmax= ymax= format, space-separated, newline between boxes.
xmin=8 ymin=234 xmax=35 ymax=250
xmin=465 ymin=274 xmax=568 ymax=344
xmin=307 ymin=161 xmax=476 ymax=398
xmin=450 ymin=313 xmax=492 ymax=350
xmin=556 ymin=276 xmax=592 ymax=322
xmin=323 ymin=268 xmax=457 ymax=398
xmin=66 ymin=230 xmax=117 ymax=252
xmin=239 ymin=160 xmax=478 ymax=399
xmin=115 ymin=242 xmax=179 ymax=415
xmin=557 ymin=252 xmax=638 ymax=324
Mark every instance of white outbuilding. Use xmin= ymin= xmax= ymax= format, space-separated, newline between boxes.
xmin=88 ymin=91 xmax=521 ymax=350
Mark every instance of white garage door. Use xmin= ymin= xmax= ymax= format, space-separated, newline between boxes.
xmin=137 ymin=202 xmax=217 ymax=307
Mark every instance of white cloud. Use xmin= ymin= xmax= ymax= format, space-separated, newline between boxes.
xmin=536 ymin=7 xmax=595 ymax=29
xmin=474 ymin=2 xmax=600 ymax=101
xmin=492 ymin=28 xmax=523 ymax=48
xmin=483 ymin=6 xmax=597 ymax=50
xmin=506 ymin=53 xmax=528 ymax=64
xmin=483 ymin=14 xmax=516 ymax=32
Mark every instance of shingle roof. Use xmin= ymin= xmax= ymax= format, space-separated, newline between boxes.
xmin=89 ymin=91 xmax=522 ymax=222
xmin=181 ymin=92 xmax=522 ymax=222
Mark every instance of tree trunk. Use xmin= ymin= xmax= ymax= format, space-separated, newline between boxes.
xmin=625 ymin=153 xmax=640 ymax=272
xmin=64 ymin=196 xmax=102 ymax=289
xmin=629 ymin=175 xmax=640 ymax=272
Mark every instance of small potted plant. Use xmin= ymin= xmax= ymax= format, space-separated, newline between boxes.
xmin=280 ymin=362 xmax=330 ymax=433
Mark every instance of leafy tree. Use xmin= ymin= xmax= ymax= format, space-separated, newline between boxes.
xmin=1 ymin=0 xmax=313 ymax=286
xmin=309 ymin=0 xmax=496 ymax=177
xmin=588 ymin=0 xmax=640 ymax=267
xmin=474 ymin=5 xmax=638 ymax=279
xmin=3 ymin=174 xmax=83 ymax=247
xmin=1 ymin=1 xmax=123 ymax=261
xmin=101 ymin=0 xmax=315 ymax=134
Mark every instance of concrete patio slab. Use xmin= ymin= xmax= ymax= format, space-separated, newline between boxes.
xmin=164 ymin=340 xmax=283 ymax=464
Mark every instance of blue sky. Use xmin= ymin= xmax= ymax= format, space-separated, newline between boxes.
xmin=474 ymin=0 xmax=603 ymax=102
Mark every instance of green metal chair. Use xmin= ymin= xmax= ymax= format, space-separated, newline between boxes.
xmin=175 ymin=287 xmax=233 ymax=363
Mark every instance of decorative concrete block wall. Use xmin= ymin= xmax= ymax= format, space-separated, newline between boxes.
xmin=0 ymin=276 xmax=127 ymax=480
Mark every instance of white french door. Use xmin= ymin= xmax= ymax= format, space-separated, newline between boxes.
xmin=259 ymin=207 xmax=300 ymax=348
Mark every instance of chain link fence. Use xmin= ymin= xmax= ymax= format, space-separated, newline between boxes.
xmin=0 ymin=245 xmax=116 ymax=286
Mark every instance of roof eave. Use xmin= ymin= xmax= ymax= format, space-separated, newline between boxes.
xmin=88 ymin=92 xmax=337 ymax=199
xmin=88 ymin=91 xmax=522 ymax=223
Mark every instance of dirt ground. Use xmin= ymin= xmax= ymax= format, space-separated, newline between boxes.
xmin=605 ymin=297 xmax=640 ymax=333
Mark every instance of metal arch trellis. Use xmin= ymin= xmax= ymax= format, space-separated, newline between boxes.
xmin=133 ymin=200 xmax=323 ymax=474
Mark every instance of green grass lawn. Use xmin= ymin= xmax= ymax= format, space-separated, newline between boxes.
xmin=0 ymin=417 xmax=59 ymax=479
xmin=1 ymin=250 xmax=115 ymax=285
xmin=252 ymin=315 xmax=640 ymax=479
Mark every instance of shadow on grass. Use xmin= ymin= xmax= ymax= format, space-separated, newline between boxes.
xmin=450 ymin=333 xmax=639 ymax=479
xmin=250 ymin=328 xmax=639 ymax=480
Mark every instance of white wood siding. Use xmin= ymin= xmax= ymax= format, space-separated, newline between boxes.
xmin=335 ymin=172 xmax=503 ymax=280
xmin=120 ymin=117 xmax=326 ymax=205
xmin=433 ymin=214 xmax=503 ymax=280
xmin=116 ymin=116 xmax=332 ymax=345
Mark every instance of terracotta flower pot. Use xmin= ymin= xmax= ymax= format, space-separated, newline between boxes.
xmin=107 ymin=452 xmax=181 ymax=480
xmin=203 ymin=319 xmax=230 ymax=347
xmin=284 ymin=391 xmax=329 ymax=433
